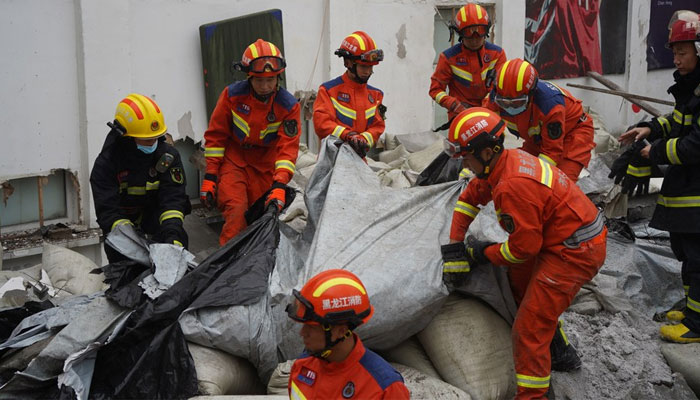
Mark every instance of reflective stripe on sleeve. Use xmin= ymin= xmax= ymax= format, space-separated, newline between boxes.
xmin=666 ymin=138 xmax=682 ymax=165
xmin=435 ymin=91 xmax=448 ymax=104
xmin=159 ymin=210 xmax=184 ymax=224
xmin=332 ymin=125 xmax=346 ymax=138
xmin=275 ymin=160 xmax=296 ymax=174
xmin=454 ymin=201 xmax=479 ymax=219
xmin=361 ymin=132 xmax=374 ymax=148
xmin=111 ymin=219 xmax=133 ymax=231
xmin=204 ymin=147 xmax=225 ymax=157
xmin=444 ymin=261 xmax=470 ymax=273
xmin=500 ymin=240 xmax=526 ymax=263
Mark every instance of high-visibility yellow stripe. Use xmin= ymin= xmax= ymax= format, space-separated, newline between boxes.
xmin=260 ymin=121 xmax=282 ymax=139
xmin=480 ymin=60 xmax=498 ymax=80
xmin=444 ymin=261 xmax=470 ymax=273
xmin=361 ymin=132 xmax=374 ymax=147
xmin=528 ymin=125 xmax=541 ymax=137
xmin=290 ymin=381 xmax=307 ymax=400
xmin=275 ymin=159 xmax=296 ymax=173
xmin=450 ymin=65 xmax=473 ymax=82
xmin=435 ymin=91 xmax=448 ymax=103
xmin=231 ymin=110 xmax=250 ymax=136
xmin=688 ymin=296 xmax=700 ymax=313
xmin=204 ymin=147 xmax=225 ymax=157
xmin=365 ymin=106 xmax=377 ymax=120
xmin=684 ymin=285 xmax=690 ymax=295
xmin=460 ymin=6 xmax=467 ymax=22
xmin=146 ymin=181 xmax=160 ymax=191
xmin=313 ymin=277 xmax=366 ymax=297
xmin=498 ymin=60 xmax=512 ymax=90
xmin=476 ymin=4 xmax=483 ymax=18
xmin=626 ymin=164 xmax=651 ymax=177
xmin=538 ymin=153 xmax=556 ymax=166
xmin=159 ymin=210 xmax=184 ymax=224
xmin=127 ymin=187 xmax=146 ymax=195
xmin=454 ymin=201 xmax=479 ymax=219
xmin=331 ymin=97 xmax=357 ymax=120
xmin=500 ymin=240 xmax=526 ymax=263
xmin=459 ymin=168 xmax=471 ymax=179
xmin=538 ymin=159 xmax=553 ymax=187
xmin=247 ymin=43 xmax=258 ymax=59
xmin=516 ymin=61 xmax=530 ymax=92
xmin=349 ymin=33 xmax=366 ymax=51
xmin=657 ymin=195 xmax=700 ymax=208
xmin=268 ymin=42 xmax=278 ymax=56
xmin=667 ymin=138 xmax=681 ymax=165
xmin=453 ymin=111 xmax=491 ymax=140
xmin=173 ymin=240 xmax=183 ymax=247
xmin=111 ymin=219 xmax=133 ymax=231
xmin=673 ymin=109 xmax=693 ymax=126
xmin=658 ymin=117 xmax=670 ymax=134
xmin=516 ymin=373 xmax=550 ymax=389
xmin=332 ymin=125 xmax=346 ymax=137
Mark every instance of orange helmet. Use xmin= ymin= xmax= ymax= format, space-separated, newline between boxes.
xmin=286 ymin=269 xmax=374 ymax=329
xmin=444 ymin=107 xmax=505 ymax=168
xmin=667 ymin=10 xmax=700 ymax=48
xmin=233 ymin=39 xmax=286 ymax=77
xmin=492 ymin=58 xmax=538 ymax=115
xmin=452 ymin=3 xmax=491 ymax=39
xmin=335 ymin=31 xmax=384 ymax=65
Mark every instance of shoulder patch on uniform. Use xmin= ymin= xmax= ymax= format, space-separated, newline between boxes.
xmin=359 ymin=349 xmax=404 ymax=390
xmin=274 ymin=88 xmax=298 ymax=111
xmin=322 ymin=76 xmax=345 ymax=91
xmin=170 ymin=167 xmax=184 ymax=184
xmin=500 ymin=213 xmax=515 ymax=233
xmin=443 ymin=43 xmax=462 ymax=59
xmin=547 ymin=122 xmax=563 ymax=140
xmin=283 ymin=119 xmax=298 ymax=137
xmin=227 ymin=80 xmax=249 ymax=97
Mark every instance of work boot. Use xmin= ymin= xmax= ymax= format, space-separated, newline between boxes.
xmin=660 ymin=322 xmax=700 ymax=343
xmin=653 ymin=298 xmax=686 ymax=322
xmin=666 ymin=310 xmax=686 ymax=322
xmin=550 ymin=322 xmax=581 ymax=372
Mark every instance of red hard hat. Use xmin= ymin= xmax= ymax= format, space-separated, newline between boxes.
xmin=667 ymin=10 xmax=700 ymax=47
xmin=494 ymin=58 xmax=539 ymax=98
xmin=335 ymin=31 xmax=384 ymax=65
xmin=287 ymin=269 xmax=374 ymax=328
xmin=453 ymin=3 xmax=491 ymax=38
xmin=444 ymin=107 xmax=505 ymax=158
xmin=236 ymin=39 xmax=286 ymax=77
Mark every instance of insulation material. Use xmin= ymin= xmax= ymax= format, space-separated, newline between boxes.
xmin=417 ymin=294 xmax=516 ymax=400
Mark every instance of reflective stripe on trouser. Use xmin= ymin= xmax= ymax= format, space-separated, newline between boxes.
xmin=509 ymin=228 xmax=607 ymax=399
xmin=216 ymin=162 xmax=272 ymax=246
xmin=670 ymin=232 xmax=700 ymax=333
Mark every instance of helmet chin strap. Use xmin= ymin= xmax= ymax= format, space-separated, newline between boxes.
xmin=474 ymin=145 xmax=502 ymax=179
xmin=311 ymin=324 xmax=352 ymax=360
xmin=348 ymin=62 xmax=371 ymax=84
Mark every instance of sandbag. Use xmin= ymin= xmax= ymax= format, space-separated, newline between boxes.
xmin=188 ymin=342 xmax=265 ymax=396
xmin=407 ymin=139 xmax=444 ymax=173
xmin=379 ymin=336 xmax=441 ymax=379
xmin=378 ymin=144 xmax=409 ymax=164
xmin=42 ymin=243 xmax=105 ymax=296
xmin=266 ymin=359 xmax=294 ymax=395
xmin=661 ymin=343 xmax=700 ymax=397
xmin=391 ymin=362 xmax=472 ymax=400
xmin=417 ymin=294 xmax=516 ymax=400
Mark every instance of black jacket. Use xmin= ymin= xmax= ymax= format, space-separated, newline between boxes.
xmin=643 ymin=63 xmax=700 ymax=232
xmin=90 ymin=130 xmax=191 ymax=246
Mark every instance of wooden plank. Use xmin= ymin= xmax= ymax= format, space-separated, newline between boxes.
xmin=566 ymin=83 xmax=675 ymax=106
xmin=586 ymin=71 xmax=664 ymax=117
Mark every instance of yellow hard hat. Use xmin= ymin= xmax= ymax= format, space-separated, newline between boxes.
xmin=114 ymin=93 xmax=167 ymax=139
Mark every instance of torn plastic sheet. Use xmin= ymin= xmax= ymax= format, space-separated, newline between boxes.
xmin=181 ymin=138 xmax=518 ymax=382
xmin=139 ymin=244 xmax=195 ymax=299
xmin=415 ymin=152 xmax=463 ymax=186
xmin=89 ymin=210 xmax=280 ymax=399
xmin=104 ymin=223 xmax=151 ymax=266
xmin=0 ymin=295 xmax=127 ymax=398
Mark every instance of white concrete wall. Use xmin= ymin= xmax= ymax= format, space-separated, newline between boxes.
xmin=0 ymin=0 xmax=680 ymax=229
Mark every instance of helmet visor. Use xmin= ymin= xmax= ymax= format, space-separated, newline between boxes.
xmin=494 ymin=94 xmax=529 ymax=110
xmin=360 ymin=49 xmax=384 ymax=63
xmin=286 ymin=289 xmax=317 ymax=323
xmin=461 ymin=25 xmax=488 ymax=38
xmin=443 ymin=139 xmax=464 ymax=159
xmin=249 ymin=56 xmax=286 ymax=74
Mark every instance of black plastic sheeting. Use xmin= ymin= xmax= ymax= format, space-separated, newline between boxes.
xmin=93 ymin=260 xmax=151 ymax=308
xmin=415 ymin=152 xmax=463 ymax=186
xmin=86 ymin=208 xmax=282 ymax=399
xmin=0 ymin=301 xmax=54 ymax=346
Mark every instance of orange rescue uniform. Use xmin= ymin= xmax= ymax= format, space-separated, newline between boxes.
xmin=450 ymin=149 xmax=606 ymax=399
xmin=313 ymin=72 xmax=385 ymax=148
xmin=288 ymin=335 xmax=409 ymax=400
xmin=485 ymin=80 xmax=594 ymax=181
xmin=430 ymin=42 xmax=506 ymax=119
xmin=203 ymin=81 xmax=300 ymax=245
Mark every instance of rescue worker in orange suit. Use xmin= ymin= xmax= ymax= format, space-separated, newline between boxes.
xmin=430 ymin=3 xmax=506 ymax=120
xmin=440 ymin=108 xmax=607 ymax=399
xmin=286 ymin=269 xmax=410 ymax=399
xmin=313 ymin=31 xmax=386 ymax=158
xmin=485 ymin=58 xmax=595 ymax=182
xmin=201 ymin=39 xmax=301 ymax=246
xmin=91 ymin=93 xmax=191 ymax=263
xmin=613 ymin=11 xmax=700 ymax=343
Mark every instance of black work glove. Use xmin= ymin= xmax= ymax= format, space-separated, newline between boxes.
xmin=608 ymin=147 xmax=636 ymax=185
xmin=157 ymin=220 xmax=188 ymax=248
xmin=346 ymin=133 xmax=370 ymax=158
xmin=466 ymin=236 xmax=494 ymax=266
xmin=620 ymin=152 xmax=652 ymax=196
xmin=441 ymin=242 xmax=470 ymax=287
